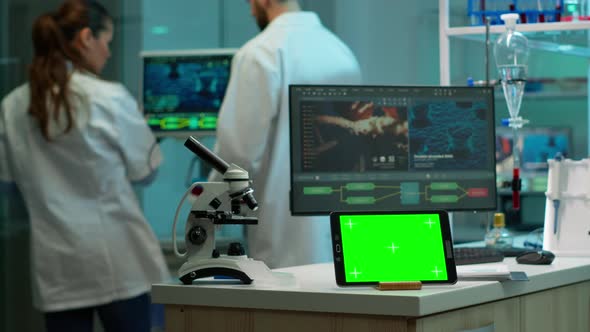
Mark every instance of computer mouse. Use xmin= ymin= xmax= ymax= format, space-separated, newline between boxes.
xmin=516 ymin=250 xmax=555 ymax=265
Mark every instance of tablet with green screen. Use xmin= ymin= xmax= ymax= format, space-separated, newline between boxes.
xmin=330 ymin=210 xmax=457 ymax=285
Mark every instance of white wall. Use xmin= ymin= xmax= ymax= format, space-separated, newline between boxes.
xmin=142 ymin=0 xmax=258 ymax=51
xmin=334 ymin=0 xmax=440 ymax=85
xmin=120 ymin=0 xmax=143 ymax=97
xmin=143 ymin=0 xmax=220 ymax=50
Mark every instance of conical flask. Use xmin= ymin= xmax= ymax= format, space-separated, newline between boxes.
xmin=494 ymin=13 xmax=529 ymax=121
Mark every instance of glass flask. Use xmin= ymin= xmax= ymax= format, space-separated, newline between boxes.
xmin=494 ymin=13 xmax=530 ymax=124
xmin=485 ymin=212 xmax=514 ymax=249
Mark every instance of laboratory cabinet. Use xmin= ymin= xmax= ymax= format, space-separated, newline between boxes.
xmin=416 ymin=281 xmax=590 ymax=332
xmin=160 ymin=282 xmax=590 ymax=332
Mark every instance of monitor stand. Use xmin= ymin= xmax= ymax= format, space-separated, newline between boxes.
xmin=450 ymin=211 xmax=492 ymax=244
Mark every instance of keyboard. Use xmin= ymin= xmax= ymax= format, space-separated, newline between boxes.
xmin=453 ymin=247 xmax=504 ymax=265
xmin=496 ymin=246 xmax=531 ymax=257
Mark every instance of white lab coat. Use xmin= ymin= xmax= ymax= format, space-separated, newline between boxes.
xmin=0 ymin=71 xmax=169 ymax=312
xmin=211 ymin=12 xmax=362 ymax=268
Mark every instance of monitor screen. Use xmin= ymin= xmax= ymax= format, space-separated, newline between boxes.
xmin=141 ymin=49 xmax=236 ymax=136
xmin=289 ymin=85 xmax=497 ymax=215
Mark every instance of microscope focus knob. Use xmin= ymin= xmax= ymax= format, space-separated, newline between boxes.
xmin=228 ymin=242 xmax=245 ymax=256
xmin=188 ymin=226 xmax=207 ymax=245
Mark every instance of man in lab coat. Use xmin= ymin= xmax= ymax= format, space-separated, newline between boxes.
xmin=211 ymin=0 xmax=362 ymax=268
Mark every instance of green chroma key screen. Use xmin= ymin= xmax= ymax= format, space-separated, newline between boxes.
xmin=339 ymin=214 xmax=448 ymax=282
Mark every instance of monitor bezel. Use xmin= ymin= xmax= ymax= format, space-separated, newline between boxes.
xmin=288 ymin=84 xmax=498 ymax=216
xmin=139 ymin=48 xmax=238 ymax=137
xmin=329 ymin=210 xmax=457 ymax=285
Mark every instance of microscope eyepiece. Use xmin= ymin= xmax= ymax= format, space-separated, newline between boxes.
xmin=184 ymin=136 xmax=230 ymax=174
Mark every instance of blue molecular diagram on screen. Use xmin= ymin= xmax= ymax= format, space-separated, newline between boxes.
xmin=143 ymin=55 xmax=231 ymax=113
xmin=409 ymin=100 xmax=489 ymax=170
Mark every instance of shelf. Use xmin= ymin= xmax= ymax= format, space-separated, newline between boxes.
xmin=447 ymin=22 xmax=590 ymax=58
xmin=495 ymin=90 xmax=587 ymax=100
xmin=446 ymin=21 xmax=590 ymax=36
xmin=439 ymin=0 xmax=590 ymax=156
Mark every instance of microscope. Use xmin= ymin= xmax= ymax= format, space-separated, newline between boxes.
xmin=172 ymin=136 xmax=265 ymax=285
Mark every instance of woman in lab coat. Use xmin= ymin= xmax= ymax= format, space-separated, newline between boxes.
xmin=0 ymin=1 xmax=169 ymax=331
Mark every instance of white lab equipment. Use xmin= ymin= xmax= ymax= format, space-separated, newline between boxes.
xmin=543 ymin=157 xmax=590 ymax=256
xmin=172 ymin=136 xmax=271 ymax=284
xmin=494 ymin=13 xmax=530 ymax=211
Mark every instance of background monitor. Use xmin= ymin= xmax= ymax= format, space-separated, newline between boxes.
xmin=496 ymin=126 xmax=571 ymax=173
xmin=496 ymin=126 xmax=571 ymax=192
xmin=289 ymin=85 xmax=497 ymax=215
xmin=140 ymin=48 xmax=236 ymax=136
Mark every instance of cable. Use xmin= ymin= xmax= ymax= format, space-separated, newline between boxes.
xmin=185 ymin=156 xmax=199 ymax=188
xmin=172 ymin=182 xmax=200 ymax=258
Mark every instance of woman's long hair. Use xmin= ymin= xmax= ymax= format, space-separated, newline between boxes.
xmin=28 ymin=0 xmax=111 ymax=140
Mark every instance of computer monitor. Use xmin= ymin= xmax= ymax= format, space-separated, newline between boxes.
xmin=140 ymin=48 xmax=236 ymax=137
xmin=289 ymin=85 xmax=497 ymax=215
xmin=496 ymin=126 xmax=571 ymax=173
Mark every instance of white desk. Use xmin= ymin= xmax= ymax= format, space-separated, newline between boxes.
xmin=152 ymin=257 xmax=590 ymax=332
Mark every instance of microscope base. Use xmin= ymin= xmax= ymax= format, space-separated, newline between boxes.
xmin=178 ymin=256 xmax=262 ymax=285
xmin=180 ymin=267 xmax=252 ymax=285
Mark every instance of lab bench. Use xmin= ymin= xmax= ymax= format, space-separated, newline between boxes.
xmin=152 ymin=256 xmax=590 ymax=332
